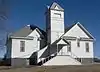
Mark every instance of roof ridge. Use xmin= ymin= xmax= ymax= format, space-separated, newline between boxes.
xmin=50 ymin=2 xmax=64 ymax=11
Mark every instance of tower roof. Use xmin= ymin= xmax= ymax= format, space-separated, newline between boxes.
xmin=50 ymin=2 xmax=64 ymax=11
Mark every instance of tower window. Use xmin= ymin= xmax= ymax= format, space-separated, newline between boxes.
xmin=20 ymin=41 xmax=25 ymax=52
xmin=54 ymin=13 xmax=61 ymax=18
xmin=86 ymin=43 xmax=89 ymax=52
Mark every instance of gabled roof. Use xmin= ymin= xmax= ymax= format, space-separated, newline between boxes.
xmin=9 ymin=25 xmax=46 ymax=38
xmin=65 ymin=24 xmax=75 ymax=33
xmin=30 ymin=25 xmax=47 ymax=37
xmin=64 ymin=22 xmax=94 ymax=39
xmin=50 ymin=2 xmax=64 ymax=11
xmin=52 ymin=38 xmax=69 ymax=45
xmin=10 ymin=25 xmax=33 ymax=37
xmin=77 ymin=22 xmax=94 ymax=39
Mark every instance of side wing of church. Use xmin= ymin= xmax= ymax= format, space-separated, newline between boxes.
xmin=5 ymin=2 xmax=95 ymax=66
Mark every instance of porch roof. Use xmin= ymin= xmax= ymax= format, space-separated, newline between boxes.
xmin=52 ymin=38 xmax=69 ymax=45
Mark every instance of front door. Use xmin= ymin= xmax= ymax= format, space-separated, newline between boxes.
xmin=58 ymin=45 xmax=67 ymax=55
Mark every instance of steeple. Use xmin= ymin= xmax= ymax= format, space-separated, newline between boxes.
xmin=50 ymin=2 xmax=64 ymax=11
xmin=46 ymin=2 xmax=65 ymax=44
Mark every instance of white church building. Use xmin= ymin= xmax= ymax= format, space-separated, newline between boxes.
xmin=5 ymin=2 xmax=95 ymax=66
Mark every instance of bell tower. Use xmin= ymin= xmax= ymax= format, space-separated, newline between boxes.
xmin=46 ymin=2 xmax=64 ymax=44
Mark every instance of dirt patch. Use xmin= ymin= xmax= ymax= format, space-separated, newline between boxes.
xmin=0 ymin=64 xmax=100 ymax=72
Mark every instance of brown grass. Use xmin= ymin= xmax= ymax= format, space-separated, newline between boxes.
xmin=0 ymin=64 xmax=100 ymax=72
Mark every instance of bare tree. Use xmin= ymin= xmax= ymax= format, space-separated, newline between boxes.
xmin=0 ymin=0 xmax=9 ymax=58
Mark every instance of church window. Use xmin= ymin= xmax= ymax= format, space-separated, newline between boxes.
xmin=20 ymin=41 xmax=25 ymax=52
xmin=86 ymin=43 xmax=89 ymax=52
xmin=77 ymin=39 xmax=80 ymax=47
xmin=68 ymin=41 xmax=71 ymax=52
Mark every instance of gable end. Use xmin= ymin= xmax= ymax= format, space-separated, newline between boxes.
xmin=64 ymin=22 xmax=94 ymax=40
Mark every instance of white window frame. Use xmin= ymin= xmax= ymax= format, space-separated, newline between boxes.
xmin=68 ymin=41 xmax=71 ymax=52
xmin=86 ymin=42 xmax=89 ymax=52
xmin=20 ymin=41 xmax=25 ymax=52
xmin=77 ymin=39 xmax=80 ymax=47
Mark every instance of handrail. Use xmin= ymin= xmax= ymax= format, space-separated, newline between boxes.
xmin=57 ymin=51 xmax=82 ymax=63
xmin=44 ymin=52 xmax=57 ymax=60
xmin=38 ymin=52 xmax=57 ymax=65
xmin=69 ymin=52 xmax=82 ymax=63
xmin=38 ymin=51 xmax=82 ymax=65
xmin=37 ymin=45 xmax=48 ymax=62
xmin=68 ymin=52 xmax=78 ymax=58
xmin=37 ymin=45 xmax=48 ymax=52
